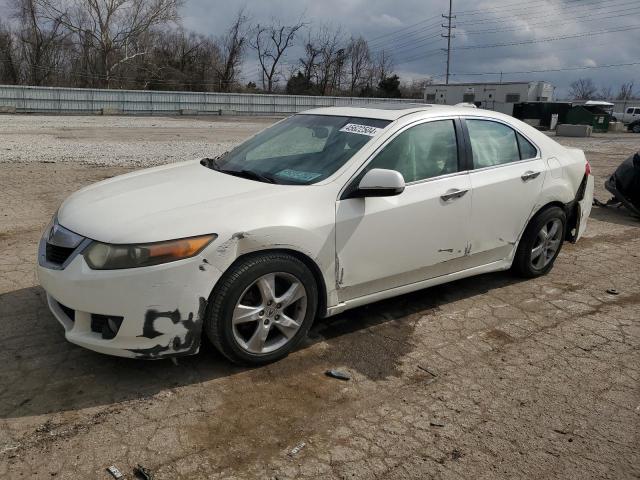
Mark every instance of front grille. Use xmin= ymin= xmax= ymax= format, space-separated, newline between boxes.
xmin=90 ymin=314 xmax=107 ymax=334
xmin=57 ymin=302 xmax=75 ymax=322
xmin=91 ymin=314 xmax=124 ymax=339
xmin=46 ymin=243 xmax=75 ymax=265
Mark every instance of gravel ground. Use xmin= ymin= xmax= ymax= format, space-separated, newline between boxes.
xmin=0 ymin=114 xmax=279 ymax=167
xmin=0 ymin=115 xmax=639 ymax=480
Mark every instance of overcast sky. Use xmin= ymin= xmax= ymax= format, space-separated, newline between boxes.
xmin=181 ymin=0 xmax=640 ymax=97
xmin=1 ymin=0 xmax=637 ymax=96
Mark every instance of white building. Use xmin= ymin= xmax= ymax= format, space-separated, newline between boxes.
xmin=423 ymin=81 xmax=555 ymax=116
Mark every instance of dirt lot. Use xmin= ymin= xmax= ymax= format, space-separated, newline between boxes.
xmin=0 ymin=115 xmax=639 ymax=479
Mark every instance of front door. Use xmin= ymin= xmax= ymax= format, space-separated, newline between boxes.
xmin=335 ymin=118 xmax=471 ymax=302
xmin=464 ymin=118 xmax=546 ymax=264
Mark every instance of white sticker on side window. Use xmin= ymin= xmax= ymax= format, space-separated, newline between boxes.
xmin=339 ymin=123 xmax=382 ymax=137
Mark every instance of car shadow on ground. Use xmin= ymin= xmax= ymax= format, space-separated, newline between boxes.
xmin=589 ymin=204 xmax=640 ymax=227
xmin=0 ymin=269 xmax=526 ymax=420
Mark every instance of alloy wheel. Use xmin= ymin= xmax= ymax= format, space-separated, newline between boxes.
xmin=530 ymin=218 xmax=563 ymax=269
xmin=231 ymin=272 xmax=307 ymax=355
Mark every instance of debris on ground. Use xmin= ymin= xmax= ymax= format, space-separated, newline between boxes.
xmin=606 ymin=288 xmax=620 ymax=295
xmin=430 ymin=420 xmax=445 ymax=427
xmin=325 ymin=369 xmax=351 ymax=381
xmin=288 ymin=442 xmax=306 ymax=456
xmin=106 ymin=465 xmax=125 ymax=479
xmin=134 ymin=464 xmax=154 ymax=480
xmin=417 ymin=365 xmax=438 ymax=377
xmin=450 ymin=448 xmax=463 ymax=460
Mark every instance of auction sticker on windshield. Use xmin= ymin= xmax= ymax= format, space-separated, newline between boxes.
xmin=276 ymin=169 xmax=322 ymax=182
xmin=339 ymin=124 xmax=382 ymax=136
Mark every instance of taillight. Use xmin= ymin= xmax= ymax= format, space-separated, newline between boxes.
xmin=585 ymin=159 xmax=591 ymax=176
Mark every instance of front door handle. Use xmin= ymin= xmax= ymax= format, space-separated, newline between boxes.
xmin=521 ymin=171 xmax=541 ymax=182
xmin=441 ymin=188 xmax=468 ymax=202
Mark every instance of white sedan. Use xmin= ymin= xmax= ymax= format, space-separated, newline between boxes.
xmin=37 ymin=105 xmax=594 ymax=365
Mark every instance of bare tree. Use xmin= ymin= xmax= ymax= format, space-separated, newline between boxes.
xmin=0 ymin=23 xmax=20 ymax=84
xmin=371 ymin=50 xmax=393 ymax=86
xmin=142 ymin=29 xmax=221 ymax=91
xmin=400 ymin=78 xmax=433 ymax=99
xmin=12 ymin=0 xmax=69 ymax=86
xmin=616 ymin=82 xmax=636 ymax=100
xmin=215 ymin=8 xmax=248 ymax=92
xmin=568 ymin=78 xmax=597 ymax=100
xmin=37 ymin=0 xmax=182 ymax=87
xmin=311 ymin=25 xmax=345 ymax=95
xmin=346 ymin=36 xmax=370 ymax=95
xmin=250 ymin=18 xmax=305 ymax=92
xmin=298 ymin=30 xmax=321 ymax=85
xmin=596 ymin=85 xmax=613 ymax=100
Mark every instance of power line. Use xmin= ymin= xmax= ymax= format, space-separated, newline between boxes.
xmin=456 ymin=0 xmax=620 ymax=17
xmin=367 ymin=0 xmax=638 ymax=61
xmin=463 ymin=5 xmax=640 ymax=35
xmin=455 ymin=0 xmax=639 ymax=25
xmin=366 ymin=15 xmax=441 ymax=43
xmin=451 ymin=60 xmax=640 ymax=77
xmin=367 ymin=19 xmax=442 ymax=48
xmin=456 ymin=24 xmax=640 ymax=50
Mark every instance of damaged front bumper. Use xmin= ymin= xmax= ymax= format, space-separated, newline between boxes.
xmin=37 ymin=247 xmax=223 ymax=359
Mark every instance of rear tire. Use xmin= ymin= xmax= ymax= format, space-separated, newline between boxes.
xmin=204 ymin=252 xmax=318 ymax=366
xmin=512 ymin=206 xmax=566 ymax=278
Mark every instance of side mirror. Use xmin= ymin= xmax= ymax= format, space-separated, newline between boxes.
xmin=351 ymin=168 xmax=405 ymax=198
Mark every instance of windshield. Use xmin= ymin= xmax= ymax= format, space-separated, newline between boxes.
xmin=211 ymin=114 xmax=391 ymax=185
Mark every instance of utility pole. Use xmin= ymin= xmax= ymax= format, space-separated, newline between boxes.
xmin=442 ymin=0 xmax=455 ymax=84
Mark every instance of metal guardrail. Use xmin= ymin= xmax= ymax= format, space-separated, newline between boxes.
xmin=0 ymin=85 xmax=425 ymax=115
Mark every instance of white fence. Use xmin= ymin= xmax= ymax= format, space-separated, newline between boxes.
xmin=0 ymin=85 xmax=425 ymax=115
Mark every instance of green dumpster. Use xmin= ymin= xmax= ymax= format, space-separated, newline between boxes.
xmin=566 ymin=105 xmax=610 ymax=132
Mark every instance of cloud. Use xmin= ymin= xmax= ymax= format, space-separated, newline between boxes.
xmin=180 ymin=0 xmax=639 ymax=96
xmin=368 ymin=14 xmax=404 ymax=28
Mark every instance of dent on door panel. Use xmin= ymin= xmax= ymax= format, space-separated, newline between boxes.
xmin=335 ymin=174 xmax=472 ymax=302
xmin=468 ymin=159 xmax=547 ymax=263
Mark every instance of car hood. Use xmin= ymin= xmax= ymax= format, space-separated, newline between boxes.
xmin=57 ymin=160 xmax=302 ymax=244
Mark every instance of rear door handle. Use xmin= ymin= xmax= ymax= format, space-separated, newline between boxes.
xmin=441 ymin=188 xmax=468 ymax=202
xmin=521 ymin=171 xmax=541 ymax=182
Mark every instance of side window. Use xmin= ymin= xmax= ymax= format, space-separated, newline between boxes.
xmin=626 ymin=108 xmax=634 ymax=114
xmin=635 ymin=108 xmax=640 ymax=114
xmin=516 ymin=132 xmax=538 ymax=159
xmin=366 ymin=120 xmax=458 ymax=183
xmin=466 ymin=120 xmax=521 ymax=168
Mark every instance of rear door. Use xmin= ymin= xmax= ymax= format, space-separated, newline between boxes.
xmin=463 ymin=118 xmax=546 ymax=265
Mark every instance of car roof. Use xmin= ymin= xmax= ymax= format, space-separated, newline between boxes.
xmin=300 ymin=103 xmax=499 ymax=121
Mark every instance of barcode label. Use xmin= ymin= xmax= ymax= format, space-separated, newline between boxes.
xmin=339 ymin=124 xmax=382 ymax=136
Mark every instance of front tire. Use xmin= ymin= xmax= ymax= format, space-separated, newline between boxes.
xmin=512 ymin=206 xmax=566 ymax=278
xmin=204 ymin=252 xmax=318 ymax=366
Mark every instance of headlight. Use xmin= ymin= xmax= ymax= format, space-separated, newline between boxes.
xmin=83 ymin=234 xmax=217 ymax=270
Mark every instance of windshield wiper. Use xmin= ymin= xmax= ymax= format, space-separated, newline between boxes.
xmin=201 ymin=156 xmax=277 ymax=184
xmin=221 ymin=169 xmax=277 ymax=184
